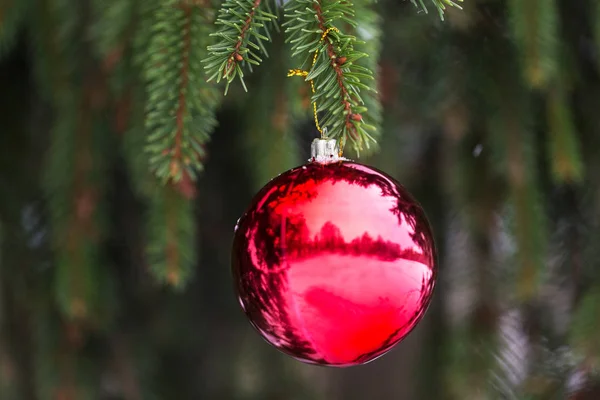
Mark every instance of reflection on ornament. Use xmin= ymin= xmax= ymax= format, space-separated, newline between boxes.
xmin=232 ymin=140 xmax=437 ymax=367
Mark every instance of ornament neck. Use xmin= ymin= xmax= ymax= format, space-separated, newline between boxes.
xmin=310 ymin=139 xmax=346 ymax=164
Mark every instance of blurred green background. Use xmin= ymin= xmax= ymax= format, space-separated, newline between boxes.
xmin=2 ymin=0 xmax=600 ymax=398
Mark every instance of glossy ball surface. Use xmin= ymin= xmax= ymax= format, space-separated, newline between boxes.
xmin=232 ymin=161 xmax=437 ymax=367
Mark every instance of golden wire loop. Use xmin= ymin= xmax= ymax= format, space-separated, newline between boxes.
xmin=287 ymin=27 xmax=340 ymax=137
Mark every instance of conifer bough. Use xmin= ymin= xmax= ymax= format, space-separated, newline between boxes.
xmin=204 ymin=0 xmax=462 ymax=155
xmin=143 ymin=2 xmax=219 ymax=185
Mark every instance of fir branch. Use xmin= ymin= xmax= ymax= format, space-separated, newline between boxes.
xmin=32 ymin=0 xmax=112 ymax=321
xmin=90 ymin=0 xmax=136 ymax=66
xmin=46 ymin=90 xmax=111 ymax=321
xmin=509 ymin=149 xmax=547 ymax=302
xmin=204 ymin=0 xmax=278 ymax=94
xmin=142 ymin=1 xmax=220 ymax=183
xmin=284 ymin=0 xmax=377 ymax=154
xmin=350 ymin=0 xmax=382 ymax=157
xmin=174 ymin=5 xmax=193 ymax=171
xmin=146 ymin=185 xmax=196 ymax=288
xmin=124 ymin=85 xmax=199 ymax=289
xmin=90 ymin=0 xmax=138 ymax=96
xmin=570 ymin=286 xmax=600 ymax=372
xmin=547 ymin=85 xmax=583 ymax=184
xmin=131 ymin=2 xmax=209 ymax=288
xmin=508 ymin=0 xmax=558 ymax=88
xmin=410 ymin=0 xmax=463 ymax=20
xmin=469 ymin=30 xmax=548 ymax=303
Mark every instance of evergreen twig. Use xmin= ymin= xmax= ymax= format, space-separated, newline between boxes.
xmin=205 ymin=0 xmax=462 ymax=154
xmin=284 ymin=0 xmax=377 ymax=153
xmin=410 ymin=0 xmax=463 ymax=20
xmin=203 ymin=0 xmax=278 ymax=95
xmin=132 ymin=1 xmax=216 ymax=287
xmin=141 ymin=1 xmax=219 ymax=183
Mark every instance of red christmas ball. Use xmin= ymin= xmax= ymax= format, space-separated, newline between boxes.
xmin=232 ymin=147 xmax=437 ymax=367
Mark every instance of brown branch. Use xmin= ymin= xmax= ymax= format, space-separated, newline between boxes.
xmin=65 ymin=72 xmax=104 ymax=320
xmin=224 ymin=0 xmax=262 ymax=77
xmin=312 ymin=2 xmax=361 ymax=139
xmin=170 ymin=6 xmax=193 ymax=179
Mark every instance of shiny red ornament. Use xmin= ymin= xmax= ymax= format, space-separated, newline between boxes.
xmin=232 ymin=146 xmax=437 ymax=367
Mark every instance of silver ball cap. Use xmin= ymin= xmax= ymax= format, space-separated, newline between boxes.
xmin=311 ymin=138 xmax=344 ymax=164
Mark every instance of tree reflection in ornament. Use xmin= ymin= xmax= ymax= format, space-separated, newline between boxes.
xmin=232 ymin=140 xmax=437 ymax=367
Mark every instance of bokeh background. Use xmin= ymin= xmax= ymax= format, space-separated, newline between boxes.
xmin=2 ymin=0 xmax=600 ymax=398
